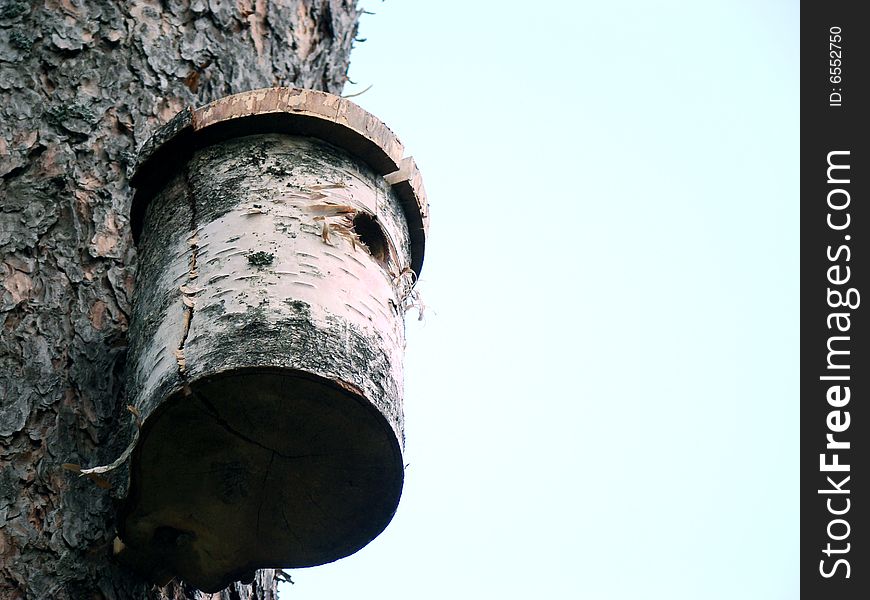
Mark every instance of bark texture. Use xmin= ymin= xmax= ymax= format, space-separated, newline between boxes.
xmin=0 ymin=1 xmax=360 ymax=598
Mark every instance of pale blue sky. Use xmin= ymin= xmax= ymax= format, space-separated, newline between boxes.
xmin=281 ymin=1 xmax=799 ymax=598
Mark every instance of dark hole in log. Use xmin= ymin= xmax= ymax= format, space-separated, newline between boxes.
xmin=353 ymin=213 xmax=389 ymax=264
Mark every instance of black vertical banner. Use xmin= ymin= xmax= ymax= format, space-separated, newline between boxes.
xmin=802 ymin=3 xmax=869 ymax=599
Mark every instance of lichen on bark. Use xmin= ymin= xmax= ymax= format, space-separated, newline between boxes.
xmin=1 ymin=1 xmax=361 ymax=598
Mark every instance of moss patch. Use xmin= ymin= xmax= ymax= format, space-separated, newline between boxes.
xmin=247 ymin=251 xmax=274 ymax=267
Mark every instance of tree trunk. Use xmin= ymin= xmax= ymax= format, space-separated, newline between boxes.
xmin=0 ymin=1 xmax=360 ymax=598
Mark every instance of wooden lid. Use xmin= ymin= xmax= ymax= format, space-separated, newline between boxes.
xmin=131 ymin=87 xmax=429 ymax=277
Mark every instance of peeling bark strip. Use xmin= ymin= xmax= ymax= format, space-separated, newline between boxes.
xmin=176 ymin=169 xmax=202 ymax=374
xmin=120 ymin=89 xmax=428 ymax=593
xmin=1 ymin=1 xmax=359 ymax=599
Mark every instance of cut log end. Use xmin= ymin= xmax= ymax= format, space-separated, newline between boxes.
xmin=118 ymin=368 xmax=404 ymax=593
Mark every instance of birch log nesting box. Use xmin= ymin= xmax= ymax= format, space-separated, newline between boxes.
xmin=120 ymin=88 xmax=428 ymax=592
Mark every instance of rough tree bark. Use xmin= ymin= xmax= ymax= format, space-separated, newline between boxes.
xmin=0 ymin=1 xmax=360 ymax=598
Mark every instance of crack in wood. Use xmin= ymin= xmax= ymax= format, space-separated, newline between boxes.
xmin=255 ymin=451 xmax=275 ymax=538
xmin=190 ymin=386 xmax=325 ymax=462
